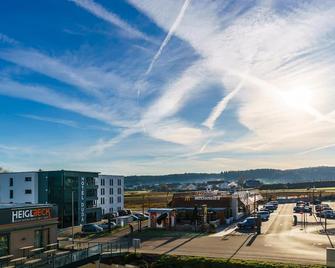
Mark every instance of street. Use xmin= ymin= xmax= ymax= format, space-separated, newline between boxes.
xmin=137 ymin=203 xmax=334 ymax=265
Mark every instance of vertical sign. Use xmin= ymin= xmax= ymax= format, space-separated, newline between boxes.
xmin=78 ymin=177 xmax=86 ymax=225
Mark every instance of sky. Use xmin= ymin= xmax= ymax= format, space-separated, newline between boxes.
xmin=0 ymin=0 xmax=335 ymax=175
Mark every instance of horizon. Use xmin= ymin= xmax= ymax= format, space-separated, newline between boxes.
xmin=1 ymin=0 xmax=335 ymax=175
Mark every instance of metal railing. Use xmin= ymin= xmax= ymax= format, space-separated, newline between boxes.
xmin=12 ymin=239 xmax=131 ymax=268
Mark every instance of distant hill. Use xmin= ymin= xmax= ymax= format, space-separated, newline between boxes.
xmin=125 ymin=166 xmax=335 ymax=187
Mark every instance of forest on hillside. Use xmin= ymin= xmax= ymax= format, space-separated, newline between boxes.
xmin=125 ymin=166 xmax=335 ymax=187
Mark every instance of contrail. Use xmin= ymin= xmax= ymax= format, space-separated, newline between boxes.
xmin=145 ymin=0 xmax=191 ymax=76
xmin=203 ymin=79 xmax=245 ymax=129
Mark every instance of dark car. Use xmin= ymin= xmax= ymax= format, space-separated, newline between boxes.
xmin=82 ymin=224 xmax=103 ymax=233
xmin=237 ymin=217 xmax=257 ymax=230
xmin=304 ymin=206 xmax=312 ymax=213
xmin=264 ymin=204 xmax=276 ymax=212
xmin=260 ymin=207 xmax=272 ymax=213
xmin=268 ymin=201 xmax=278 ymax=209
xmin=320 ymin=210 xmax=335 ymax=219
xmin=293 ymin=206 xmax=304 ymax=213
xmin=257 ymin=211 xmax=270 ymax=221
xmin=98 ymin=222 xmax=116 ymax=230
xmin=296 ymin=201 xmax=305 ymax=207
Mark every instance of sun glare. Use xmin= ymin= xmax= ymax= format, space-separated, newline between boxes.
xmin=280 ymin=88 xmax=313 ymax=110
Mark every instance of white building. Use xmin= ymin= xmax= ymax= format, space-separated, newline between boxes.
xmin=0 ymin=172 xmax=39 ymax=203
xmin=96 ymin=175 xmax=124 ymax=215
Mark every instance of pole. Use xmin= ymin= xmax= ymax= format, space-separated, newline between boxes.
xmin=142 ymin=195 xmax=145 ymax=214
xmin=254 ymin=193 xmax=256 ymax=217
xmin=72 ymin=190 xmax=74 ymax=245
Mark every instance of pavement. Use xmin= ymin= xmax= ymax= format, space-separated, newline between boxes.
xmin=136 ymin=203 xmax=335 ymax=265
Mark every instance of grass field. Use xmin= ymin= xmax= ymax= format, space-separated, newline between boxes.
xmin=125 ymin=191 xmax=173 ymax=212
xmin=125 ymin=187 xmax=335 ymax=212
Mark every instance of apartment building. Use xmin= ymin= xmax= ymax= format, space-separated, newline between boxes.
xmin=96 ymin=175 xmax=124 ymax=215
xmin=0 ymin=172 xmax=39 ymax=203
xmin=0 ymin=170 xmax=102 ymax=227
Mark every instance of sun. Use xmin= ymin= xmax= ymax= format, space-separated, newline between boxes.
xmin=280 ymin=88 xmax=313 ymax=110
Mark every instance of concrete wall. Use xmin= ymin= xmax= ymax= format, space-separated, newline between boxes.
xmin=10 ymin=225 xmax=57 ymax=257
xmin=96 ymin=175 xmax=124 ymax=215
xmin=0 ymin=172 xmax=39 ymax=203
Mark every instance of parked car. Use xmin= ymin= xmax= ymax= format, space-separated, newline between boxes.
xmin=268 ymin=201 xmax=278 ymax=209
xmin=130 ymin=215 xmax=140 ymax=221
xmin=320 ymin=210 xmax=335 ymax=219
xmin=237 ymin=217 xmax=257 ymax=230
xmin=293 ymin=206 xmax=304 ymax=213
xmin=304 ymin=206 xmax=312 ymax=213
xmin=134 ymin=213 xmax=149 ymax=221
xmin=118 ymin=209 xmax=131 ymax=216
xmin=312 ymin=199 xmax=321 ymax=205
xmin=264 ymin=204 xmax=276 ymax=212
xmin=82 ymin=224 xmax=103 ymax=233
xmin=98 ymin=222 xmax=117 ymax=230
xmin=260 ymin=207 xmax=272 ymax=213
xmin=257 ymin=211 xmax=270 ymax=221
xmin=296 ymin=200 xmax=305 ymax=206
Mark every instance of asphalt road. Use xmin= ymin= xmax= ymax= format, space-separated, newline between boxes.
xmin=138 ymin=203 xmax=334 ymax=265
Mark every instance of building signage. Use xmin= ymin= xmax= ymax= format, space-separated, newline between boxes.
xmin=78 ymin=176 xmax=86 ymax=225
xmin=194 ymin=196 xmax=221 ymax=201
xmin=11 ymin=207 xmax=51 ymax=223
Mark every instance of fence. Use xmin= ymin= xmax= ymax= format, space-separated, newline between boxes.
xmin=15 ymin=239 xmax=131 ymax=268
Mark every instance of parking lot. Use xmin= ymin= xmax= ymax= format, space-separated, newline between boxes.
xmin=137 ymin=202 xmax=335 ymax=265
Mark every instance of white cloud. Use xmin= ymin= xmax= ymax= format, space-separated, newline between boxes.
xmin=0 ymin=79 xmax=135 ymax=128
xmin=70 ymin=0 xmax=153 ymax=42
xmin=0 ymin=33 xmax=18 ymax=45
xmin=0 ymin=48 xmax=134 ymax=99
xmin=20 ymin=114 xmax=79 ymax=128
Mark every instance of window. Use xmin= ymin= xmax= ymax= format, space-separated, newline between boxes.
xmin=9 ymin=190 xmax=13 ymax=199
xmin=9 ymin=178 xmax=13 ymax=187
xmin=25 ymin=177 xmax=32 ymax=182
xmin=100 ymin=188 xmax=105 ymax=195
xmin=109 ymin=188 xmax=112 ymax=195
xmin=100 ymin=197 xmax=105 ymax=205
xmin=0 ymin=234 xmax=9 ymax=257
xmin=117 ymin=196 xmax=122 ymax=203
xmin=117 ymin=178 xmax=122 ymax=186
xmin=25 ymin=189 xmax=32 ymax=194
xmin=109 ymin=197 xmax=113 ymax=204
xmin=110 ymin=179 xmax=113 ymax=186
xmin=100 ymin=179 xmax=105 ymax=186
xmin=117 ymin=188 xmax=122 ymax=195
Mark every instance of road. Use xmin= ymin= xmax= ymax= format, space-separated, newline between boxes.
xmin=138 ymin=203 xmax=334 ymax=265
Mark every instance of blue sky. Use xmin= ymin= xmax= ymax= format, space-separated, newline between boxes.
xmin=1 ymin=0 xmax=335 ymax=175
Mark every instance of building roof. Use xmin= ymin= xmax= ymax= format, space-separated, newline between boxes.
xmin=0 ymin=203 xmax=54 ymax=209
xmin=148 ymin=208 xmax=175 ymax=213
xmin=0 ymin=170 xmax=100 ymax=175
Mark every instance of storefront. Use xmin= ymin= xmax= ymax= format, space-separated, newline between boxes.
xmin=148 ymin=208 xmax=176 ymax=229
xmin=0 ymin=203 xmax=58 ymax=257
xmin=170 ymin=191 xmax=250 ymax=224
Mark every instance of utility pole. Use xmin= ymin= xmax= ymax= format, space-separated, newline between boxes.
xmin=142 ymin=194 xmax=145 ymax=214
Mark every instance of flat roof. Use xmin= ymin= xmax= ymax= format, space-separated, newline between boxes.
xmin=148 ymin=208 xmax=175 ymax=213
xmin=0 ymin=170 xmax=100 ymax=175
xmin=0 ymin=203 xmax=54 ymax=209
